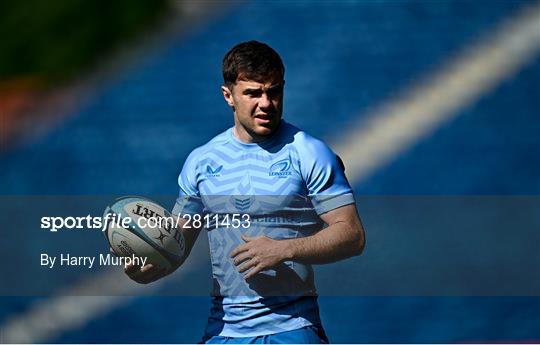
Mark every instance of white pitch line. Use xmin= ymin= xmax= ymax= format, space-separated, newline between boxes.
xmin=334 ymin=2 xmax=540 ymax=183
xmin=2 ymin=2 xmax=540 ymax=343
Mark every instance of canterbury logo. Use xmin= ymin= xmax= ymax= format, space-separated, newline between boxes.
xmin=206 ymin=165 xmax=223 ymax=177
xmin=269 ymin=159 xmax=292 ymax=177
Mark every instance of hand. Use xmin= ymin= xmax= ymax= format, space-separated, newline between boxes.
xmin=230 ymin=234 xmax=290 ymax=280
xmin=124 ymin=262 xmax=169 ymax=284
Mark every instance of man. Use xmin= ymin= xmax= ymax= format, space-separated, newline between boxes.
xmin=125 ymin=40 xmax=365 ymax=343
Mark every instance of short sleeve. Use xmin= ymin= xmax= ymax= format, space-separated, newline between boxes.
xmin=299 ymin=137 xmax=355 ymax=215
xmin=172 ymin=149 xmax=205 ymax=216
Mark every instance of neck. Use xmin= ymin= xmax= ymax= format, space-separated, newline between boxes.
xmin=233 ymin=119 xmax=280 ymax=144
xmin=232 ymin=125 xmax=262 ymax=143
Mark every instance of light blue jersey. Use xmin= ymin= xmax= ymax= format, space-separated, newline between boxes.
xmin=173 ymin=120 xmax=354 ymax=338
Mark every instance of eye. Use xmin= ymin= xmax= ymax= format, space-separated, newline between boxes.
xmin=267 ymin=89 xmax=281 ymax=98
xmin=267 ymin=86 xmax=283 ymax=98
xmin=244 ymin=90 xmax=262 ymax=97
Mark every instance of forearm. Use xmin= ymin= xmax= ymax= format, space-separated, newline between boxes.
xmin=172 ymin=217 xmax=201 ymax=269
xmin=230 ymin=204 xmax=365 ymax=278
xmin=281 ymin=220 xmax=364 ymax=265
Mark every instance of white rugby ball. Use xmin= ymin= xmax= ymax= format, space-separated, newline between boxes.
xmin=104 ymin=196 xmax=185 ymax=271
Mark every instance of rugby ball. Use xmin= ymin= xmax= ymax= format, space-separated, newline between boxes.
xmin=104 ymin=196 xmax=185 ymax=271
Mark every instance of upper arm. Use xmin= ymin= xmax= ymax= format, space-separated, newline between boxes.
xmin=296 ymin=134 xmax=364 ymax=250
xmin=298 ymin=135 xmax=355 ymax=215
xmin=173 ymin=148 xmax=205 ymax=259
xmin=301 ymin=137 xmax=351 ymax=196
xmin=174 ymin=216 xmax=202 ymax=256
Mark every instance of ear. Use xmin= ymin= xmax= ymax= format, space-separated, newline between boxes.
xmin=221 ymin=85 xmax=234 ymax=108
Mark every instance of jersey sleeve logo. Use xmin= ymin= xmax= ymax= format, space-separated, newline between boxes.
xmin=206 ymin=164 xmax=223 ymax=177
xmin=269 ymin=159 xmax=292 ymax=177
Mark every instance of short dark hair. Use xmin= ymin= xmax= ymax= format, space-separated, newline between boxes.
xmin=222 ymin=41 xmax=285 ymax=87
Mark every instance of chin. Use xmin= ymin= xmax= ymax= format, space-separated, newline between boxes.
xmin=253 ymin=125 xmax=276 ymax=137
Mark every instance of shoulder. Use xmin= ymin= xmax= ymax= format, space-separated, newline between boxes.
xmin=283 ymin=122 xmax=348 ymax=186
xmin=283 ymin=123 xmax=352 ymax=200
xmin=184 ymin=128 xmax=232 ymax=164
xmin=283 ymin=122 xmax=337 ymax=163
xmin=179 ymin=128 xmax=233 ymax=179
xmin=178 ymin=128 xmax=232 ymax=191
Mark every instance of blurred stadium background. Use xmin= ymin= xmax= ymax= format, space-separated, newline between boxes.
xmin=1 ymin=0 xmax=539 ymax=343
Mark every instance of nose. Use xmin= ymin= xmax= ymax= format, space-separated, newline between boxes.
xmin=259 ymin=93 xmax=272 ymax=110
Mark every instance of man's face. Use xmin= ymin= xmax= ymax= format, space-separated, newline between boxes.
xmin=222 ymin=78 xmax=284 ymax=142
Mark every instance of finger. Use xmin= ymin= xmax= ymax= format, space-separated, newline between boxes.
xmin=238 ymin=258 xmax=258 ymax=273
xmin=141 ymin=266 xmax=167 ymax=280
xmin=138 ymin=268 xmax=167 ymax=284
xmin=230 ymin=243 xmax=249 ymax=258
xmin=131 ymin=267 xmax=167 ymax=284
xmin=232 ymin=252 xmax=252 ymax=266
xmin=140 ymin=263 xmax=155 ymax=273
xmin=244 ymin=264 xmax=263 ymax=280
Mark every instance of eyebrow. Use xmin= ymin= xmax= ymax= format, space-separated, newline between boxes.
xmin=243 ymin=84 xmax=283 ymax=93
xmin=243 ymin=88 xmax=260 ymax=93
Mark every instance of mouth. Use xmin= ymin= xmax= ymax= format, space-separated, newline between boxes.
xmin=254 ymin=114 xmax=273 ymax=124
